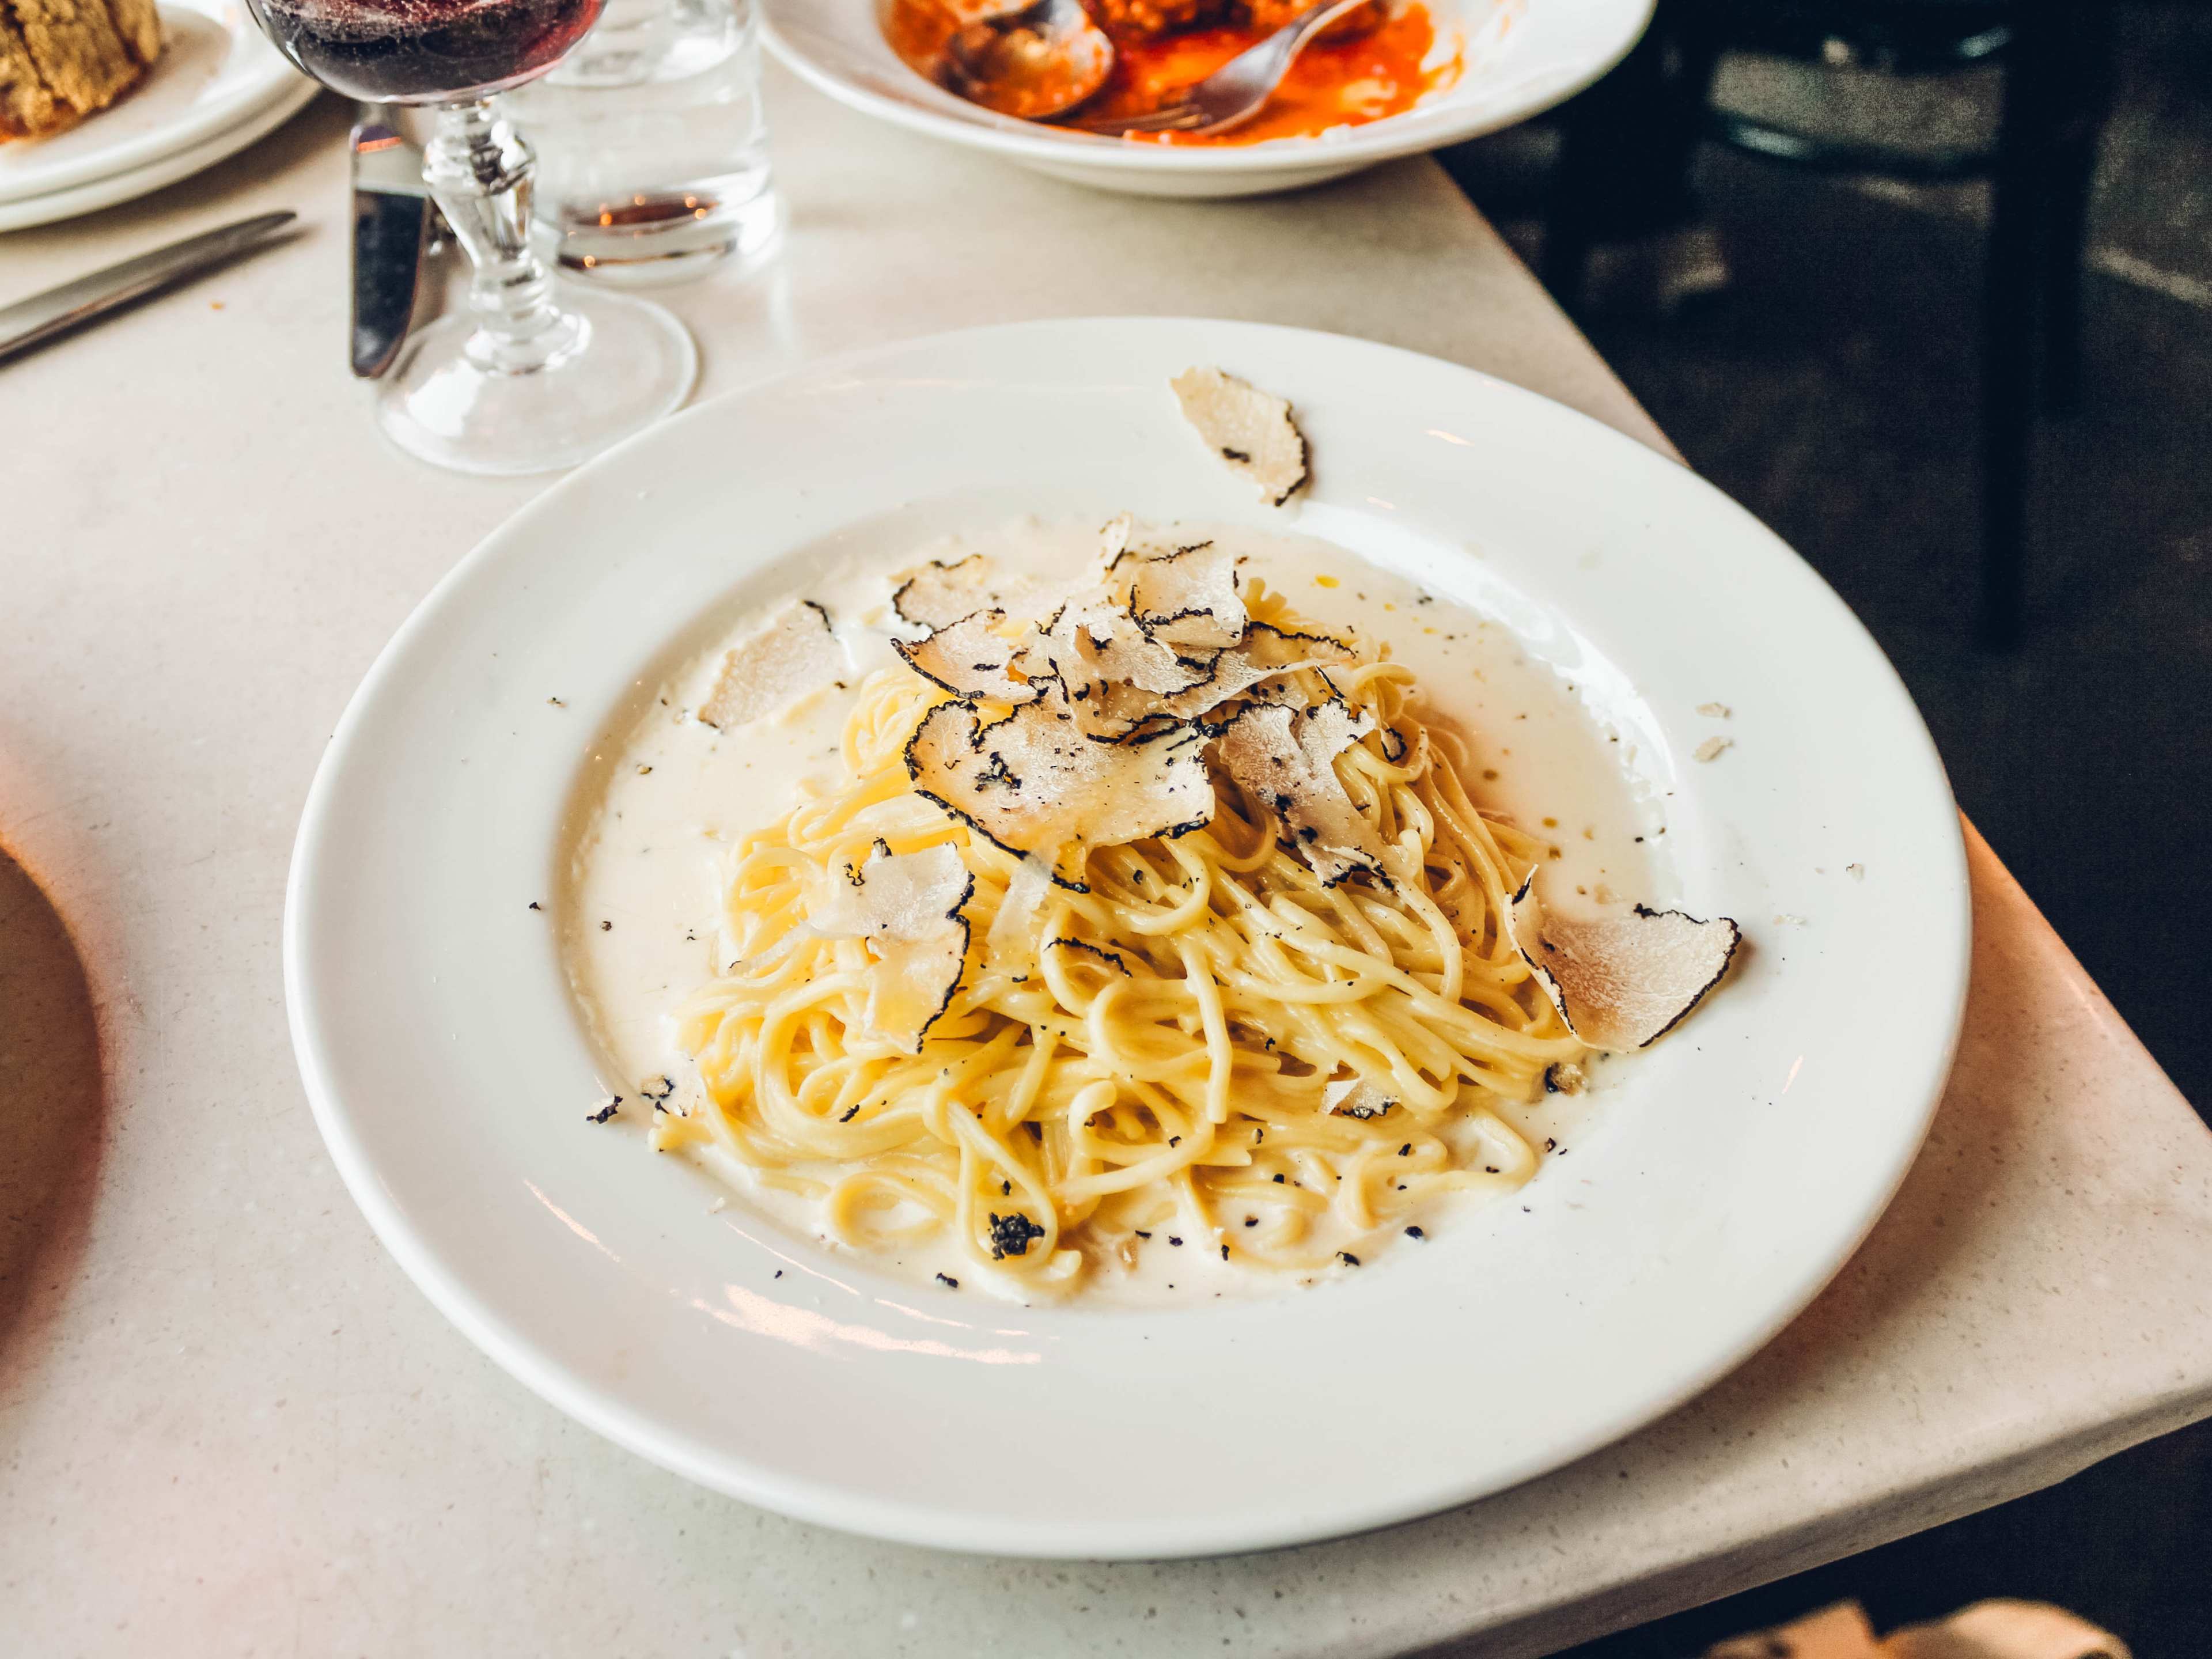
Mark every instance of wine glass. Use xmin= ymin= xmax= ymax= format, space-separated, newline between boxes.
xmin=243 ymin=0 xmax=698 ymax=474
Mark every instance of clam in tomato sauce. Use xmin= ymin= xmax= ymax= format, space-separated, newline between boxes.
xmin=885 ymin=0 xmax=1459 ymax=145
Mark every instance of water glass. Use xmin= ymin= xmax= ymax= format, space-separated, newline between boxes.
xmin=507 ymin=0 xmax=782 ymax=283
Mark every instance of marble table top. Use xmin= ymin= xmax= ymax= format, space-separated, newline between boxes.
xmin=3 ymin=69 xmax=2209 ymax=1659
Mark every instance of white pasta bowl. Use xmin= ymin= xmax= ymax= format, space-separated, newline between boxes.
xmin=761 ymin=0 xmax=1655 ymax=198
xmin=286 ymin=317 xmax=1969 ymax=1559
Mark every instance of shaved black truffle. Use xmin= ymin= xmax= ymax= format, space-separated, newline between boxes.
xmin=1047 ymin=938 xmax=1134 ymax=976
xmin=987 ymin=1211 xmax=1047 ymax=1260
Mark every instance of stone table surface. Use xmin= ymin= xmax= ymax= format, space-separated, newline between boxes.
xmin=3 ymin=69 xmax=2210 ymax=1659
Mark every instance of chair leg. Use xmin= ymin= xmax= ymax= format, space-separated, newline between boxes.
xmin=2037 ymin=7 xmax=2113 ymax=417
xmin=1540 ymin=113 xmax=1600 ymax=313
xmin=2037 ymin=137 xmax=2096 ymax=416
xmin=1982 ymin=116 xmax=2048 ymax=650
xmin=1540 ymin=0 xmax=1719 ymax=313
xmin=1978 ymin=1 xmax=2065 ymax=650
xmin=1540 ymin=52 xmax=1637 ymax=311
xmin=1980 ymin=163 xmax=2037 ymax=650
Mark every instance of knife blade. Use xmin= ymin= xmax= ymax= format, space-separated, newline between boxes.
xmin=351 ymin=118 xmax=431 ymax=380
xmin=0 ymin=211 xmax=297 ymax=368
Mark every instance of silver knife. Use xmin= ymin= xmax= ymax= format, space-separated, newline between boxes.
xmin=0 ymin=211 xmax=297 ymax=368
xmin=350 ymin=116 xmax=430 ymax=380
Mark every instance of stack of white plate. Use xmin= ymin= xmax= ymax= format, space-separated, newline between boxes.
xmin=0 ymin=0 xmax=318 ymax=232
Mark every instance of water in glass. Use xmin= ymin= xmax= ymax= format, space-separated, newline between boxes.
xmin=507 ymin=0 xmax=781 ymax=284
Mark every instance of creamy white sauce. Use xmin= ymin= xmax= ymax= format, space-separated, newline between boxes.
xmin=562 ymin=517 xmax=1666 ymax=1306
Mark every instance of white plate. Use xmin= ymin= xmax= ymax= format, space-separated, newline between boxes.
xmin=0 ymin=0 xmax=309 ymax=204
xmin=286 ymin=317 xmax=1969 ymax=1559
xmin=763 ymin=0 xmax=1652 ymax=198
xmin=0 ymin=78 xmax=317 ymax=231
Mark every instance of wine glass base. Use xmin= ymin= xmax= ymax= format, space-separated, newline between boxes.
xmin=375 ymin=288 xmax=698 ymax=476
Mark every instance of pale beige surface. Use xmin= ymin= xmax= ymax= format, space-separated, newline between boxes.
xmin=2 ymin=75 xmax=2210 ymax=1659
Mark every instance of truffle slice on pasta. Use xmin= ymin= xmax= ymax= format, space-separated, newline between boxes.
xmin=1211 ymin=697 xmax=1386 ymax=887
xmin=812 ymin=841 xmax=975 ymax=1052
xmin=892 ymin=554 xmax=1036 ymax=631
xmin=1010 ymin=590 xmax=1218 ymax=740
xmin=1037 ymin=590 xmax=1216 ymax=696
xmin=1167 ymin=620 xmax=1356 ymax=716
xmin=696 ymin=599 xmax=847 ymax=729
xmin=893 ymin=610 xmax=1041 ymax=704
xmin=1508 ymin=872 xmax=1741 ymax=1051
xmin=1095 ymin=512 xmax=1135 ymax=573
xmin=905 ymin=690 xmax=1214 ymax=887
xmin=1170 ymin=366 xmax=1309 ymax=507
xmin=1067 ymin=619 xmax=1359 ymax=741
xmin=1128 ymin=540 xmax=1247 ymax=650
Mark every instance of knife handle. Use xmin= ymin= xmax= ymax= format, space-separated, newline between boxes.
xmin=351 ymin=118 xmax=432 ymax=381
xmin=351 ymin=188 xmax=430 ymax=380
xmin=0 ymin=211 xmax=297 ymax=368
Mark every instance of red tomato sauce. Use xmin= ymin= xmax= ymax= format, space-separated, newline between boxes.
xmin=884 ymin=2 xmax=1460 ymax=146
xmin=1090 ymin=3 xmax=1453 ymax=145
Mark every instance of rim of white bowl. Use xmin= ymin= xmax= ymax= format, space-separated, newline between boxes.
xmin=761 ymin=0 xmax=1656 ymax=176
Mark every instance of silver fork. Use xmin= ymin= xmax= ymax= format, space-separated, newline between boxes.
xmin=1069 ymin=0 xmax=1375 ymax=138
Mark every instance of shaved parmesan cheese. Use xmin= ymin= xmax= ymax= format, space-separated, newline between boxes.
xmin=985 ymin=849 xmax=1059 ymax=965
xmin=1509 ymin=872 xmax=1740 ymax=1050
xmin=906 ymin=689 xmax=1215 ymax=887
xmin=869 ymin=931 xmax=968 ymax=1052
xmin=1323 ymin=1077 xmax=1395 ymax=1119
xmin=1170 ymin=366 xmax=1309 ymax=507
xmin=696 ymin=600 xmax=847 ymax=729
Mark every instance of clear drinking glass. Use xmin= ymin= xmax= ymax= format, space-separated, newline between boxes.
xmin=238 ymin=0 xmax=698 ymax=474
xmin=507 ymin=0 xmax=782 ymax=284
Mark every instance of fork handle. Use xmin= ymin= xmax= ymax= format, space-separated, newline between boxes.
xmin=1236 ymin=0 xmax=1379 ymax=85
xmin=1276 ymin=0 xmax=1379 ymax=57
xmin=1072 ymin=0 xmax=1377 ymax=137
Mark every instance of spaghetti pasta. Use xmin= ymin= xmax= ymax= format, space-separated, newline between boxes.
xmin=652 ymin=578 xmax=1588 ymax=1294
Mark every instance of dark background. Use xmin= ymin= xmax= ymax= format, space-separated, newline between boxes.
xmin=1434 ymin=4 xmax=2212 ymax=1654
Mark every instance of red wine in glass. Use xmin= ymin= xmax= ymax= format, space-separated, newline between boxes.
xmin=250 ymin=0 xmax=607 ymax=103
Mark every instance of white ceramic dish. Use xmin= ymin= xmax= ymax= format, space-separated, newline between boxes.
xmin=286 ymin=317 xmax=1970 ymax=1559
xmin=0 ymin=78 xmax=316 ymax=232
xmin=763 ymin=0 xmax=1653 ymax=198
xmin=0 ymin=0 xmax=309 ymax=205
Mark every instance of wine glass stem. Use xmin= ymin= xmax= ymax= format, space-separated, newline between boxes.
xmin=423 ymin=98 xmax=582 ymax=376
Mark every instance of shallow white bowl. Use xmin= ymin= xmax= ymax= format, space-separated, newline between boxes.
xmin=286 ymin=317 xmax=1969 ymax=1559
xmin=762 ymin=0 xmax=1653 ymax=198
